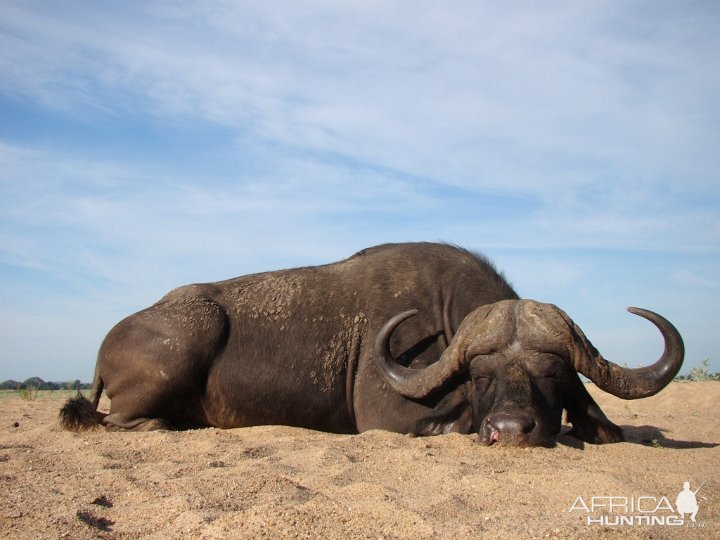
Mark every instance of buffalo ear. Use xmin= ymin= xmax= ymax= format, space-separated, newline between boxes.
xmin=414 ymin=384 xmax=473 ymax=436
xmin=564 ymin=374 xmax=624 ymax=444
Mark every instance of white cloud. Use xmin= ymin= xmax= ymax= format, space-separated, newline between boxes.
xmin=671 ymin=269 xmax=720 ymax=290
xmin=0 ymin=1 xmax=718 ymax=379
xmin=2 ymin=2 xmax=717 ymax=197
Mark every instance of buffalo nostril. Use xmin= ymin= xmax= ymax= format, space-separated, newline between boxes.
xmin=488 ymin=413 xmax=536 ymax=436
xmin=521 ymin=417 xmax=536 ymax=434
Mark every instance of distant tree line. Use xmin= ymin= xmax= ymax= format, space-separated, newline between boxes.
xmin=0 ymin=377 xmax=91 ymax=390
xmin=1 ymin=360 xmax=716 ymax=391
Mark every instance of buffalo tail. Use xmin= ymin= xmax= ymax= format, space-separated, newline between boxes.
xmin=59 ymin=368 xmax=106 ymax=431
xmin=59 ymin=394 xmax=105 ymax=431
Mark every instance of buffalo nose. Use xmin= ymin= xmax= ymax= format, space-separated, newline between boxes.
xmin=488 ymin=413 xmax=536 ymax=436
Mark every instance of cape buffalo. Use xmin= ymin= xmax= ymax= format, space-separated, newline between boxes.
xmin=60 ymin=242 xmax=684 ymax=446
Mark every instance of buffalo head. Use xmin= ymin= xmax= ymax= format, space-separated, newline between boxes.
xmin=374 ymin=300 xmax=684 ymax=447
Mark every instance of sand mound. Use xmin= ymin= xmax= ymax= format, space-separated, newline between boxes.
xmin=1 ymin=382 xmax=718 ymax=538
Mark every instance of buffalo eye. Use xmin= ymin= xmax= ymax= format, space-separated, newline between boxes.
xmin=526 ymin=355 xmax=566 ymax=381
xmin=471 ymin=373 xmax=493 ymax=390
xmin=542 ymin=368 xmax=565 ymax=380
xmin=469 ymin=356 xmax=498 ymax=389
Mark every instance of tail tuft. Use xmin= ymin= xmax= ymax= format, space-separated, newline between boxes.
xmin=59 ymin=393 xmax=103 ymax=431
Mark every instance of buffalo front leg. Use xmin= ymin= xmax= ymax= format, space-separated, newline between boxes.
xmin=564 ymin=375 xmax=624 ymax=444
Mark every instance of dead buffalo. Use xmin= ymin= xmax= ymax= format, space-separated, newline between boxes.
xmin=60 ymin=242 xmax=683 ymax=446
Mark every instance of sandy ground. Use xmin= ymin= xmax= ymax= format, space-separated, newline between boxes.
xmin=0 ymin=382 xmax=718 ymax=539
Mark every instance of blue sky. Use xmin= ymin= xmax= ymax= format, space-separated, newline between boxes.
xmin=1 ymin=1 xmax=718 ymax=381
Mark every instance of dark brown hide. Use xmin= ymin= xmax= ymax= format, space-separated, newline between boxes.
xmin=60 ymin=243 xmax=516 ymax=434
xmin=59 ymin=243 xmax=683 ymax=447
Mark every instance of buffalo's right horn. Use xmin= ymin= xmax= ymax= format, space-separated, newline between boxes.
xmin=373 ymin=309 xmax=467 ymax=399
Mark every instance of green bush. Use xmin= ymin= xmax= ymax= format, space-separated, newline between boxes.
xmin=675 ymin=359 xmax=719 ymax=381
xmin=15 ymin=384 xmax=39 ymax=401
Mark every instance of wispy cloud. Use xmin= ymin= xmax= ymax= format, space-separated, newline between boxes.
xmin=0 ymin=1 xmax=718 ymax=378
xmin=2 ymin=2 xmax=718 ymax=194
xmin=671 ymin=269 xmax=720 ymax=290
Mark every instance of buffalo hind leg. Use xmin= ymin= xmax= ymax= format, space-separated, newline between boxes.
xmin=97 ymin=294 xmax=228 ymax=433
xmin=103 ymin=413 xmax=171 ymax=432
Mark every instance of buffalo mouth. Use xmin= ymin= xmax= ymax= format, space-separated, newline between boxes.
xmin=478 ymin=415 xmax=555 ymax=448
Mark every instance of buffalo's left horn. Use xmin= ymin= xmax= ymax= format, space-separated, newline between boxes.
xmin=374 ymin=309 xmax=466 ymax=398
xmin=566 ymin=307 xmax=684 ymax=399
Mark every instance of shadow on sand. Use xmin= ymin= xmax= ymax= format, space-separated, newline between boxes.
xmin=556 ymin=424 xmax=718 ymax=450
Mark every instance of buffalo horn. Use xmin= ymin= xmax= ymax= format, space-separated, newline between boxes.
xmin=373 ymin=309 xmax=466 ymax=399
xmin=567 ymin=307 xmax=684 ymax=399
